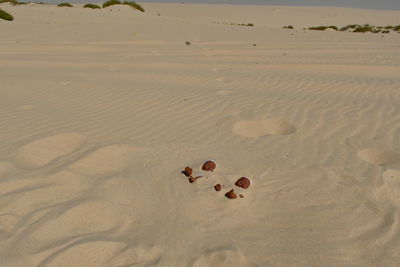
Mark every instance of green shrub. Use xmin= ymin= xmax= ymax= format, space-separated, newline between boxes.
xmin=102 ymin=0 xmax=120 ymax=8
xmin=337 ymin=24 xmax=400 ymax=33
xmin=309 ymin=26 xmax=326 ymax=30
xmin=57 ymin=2 xmax=73 ymax=7
xmin=308 ymin=25 xmax=338 ymax=31
xmin=122 ymin=1 xmax=144 ymax=12
xmin=283 ymin=25 xmax=294 ymax=29
xmin=340 ymin=24 xmax=360 ymax=31
xmin=238 ymin=23 xmax=254 ymax=27
xmin=0 ymin=8 xmax=13 ymax=20
xmin=352 ymin=24 xmax=374 ymax=33
xmin=83 ymin=3 xmax=101 ymax=9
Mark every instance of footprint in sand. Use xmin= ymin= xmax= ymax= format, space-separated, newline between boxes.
xmin=193 ymin=249 xmax=256 ymax=267
xmin=18 ymin=105 xmax=36 ymax=111
xmin=14 ymin=133 xmax=87 ymax=169
xmin=217 ymin=90 xmax=232 ymax=95
xmin=68 ymin=144 xmax=139 ymax=177
xmin=58 ymin=81 xmax=71 ymax=86
xmin=357 ymin=148 xmax=400 ymax=166
xmin=381 ymin=169 xmax=400 ymax=206
xmin=0 ymin=161 xmax=14 ymax=179
xmin=216 ymin=77 xmax=233 ymax=84
xmin=232 ymin=118 xmax=296 ymax=137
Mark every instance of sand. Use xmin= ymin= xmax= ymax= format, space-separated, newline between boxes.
xmin=1 ymin=2 xmax=400 ymax=266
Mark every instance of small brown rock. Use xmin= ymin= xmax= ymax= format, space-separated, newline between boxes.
xmin=235 ymin=177 xmax=251 ymax=189
xmin=214 ymin=184 xmax=222 ymax=191
xmin=182 ymin=166 xmax=193 ymax=177
xmin=225 ymin=189 xmax=237 ymax=199
xmin=188 ymin=176 xmax=203 ymax=183
xmin=202 ymin=160 xmax=216 ymax=172
xmin=239 ymin=194 xmax=244 ymax=198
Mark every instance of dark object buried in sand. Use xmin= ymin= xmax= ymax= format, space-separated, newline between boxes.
xmin=214 ymin=184 xmax=222 ymax=191
xmin=202 ymin=160 xmax=216 ymax=172
xmin=235 ymin=177 xmax=251 ymax=189
xmin=239 ymin=194 xmax=244 ymax=198
xmin=182 ymin=166 xmax=193 ymax=177
xmin=225 ymin=189 xmax=237 ymax=199
xmin=186 ymin=41 xmax=191 ymax=45
xmin=188 ymin=176 xmax=203 ymax=183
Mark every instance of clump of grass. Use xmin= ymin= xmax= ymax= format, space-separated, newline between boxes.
xmin=213 ymin=21 xmax=254 ymax=27
xmin=310 ymin=24 xmax=400 ymax=34
xmin=57 ymin=2 xmax=73 ymax=7
xmin=283 ymin=25 xmax=294 ymax=29
xmin=352 ymin=24 xmax=375 ymax=33
xmin=238 ymin=23 xmax=254 ymax=27
xmin=83 ymin=3 xmax=101 ymax=9
xmin=339 ymin=24 xmax=359 ymax=31
xmin=102 ymin=0 xmax=120 ymax=8
xmin=122 ymin=1 xmax=144 ymax=12
xmin=0 ymin=8 xmax=13 ymax=20
xmin=340 ymin=24 xmax=382 ymax=33
xmin=308 ymin=25 xmax=338 ymax=31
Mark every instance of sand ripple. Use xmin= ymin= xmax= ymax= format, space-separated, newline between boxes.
xmin=232 ymin=118 xmax=296 ymax=137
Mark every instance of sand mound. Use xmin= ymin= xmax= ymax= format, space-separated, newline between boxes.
xmin=357 ymin=148 xmax=400 ymax=166
xmin=232 ymin=118 xmax=296 ymax=137
xmin=14 ymin=133 xmax=87 ymax=169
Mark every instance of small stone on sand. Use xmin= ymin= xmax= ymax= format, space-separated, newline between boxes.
xmin=225 ymin=189 xmax=237 ymax=199
xmin=214 ymin=184 xmax=222 ymax=191
xmin=202 ymin=160 xmax=216 ymax=172
xmin=235 ymin=177 xmax=251 ymax=189
xmin=188 ymin=176 xmax=203 ymax=183
xmin=182 ymin=166 xmax=193 ymax=177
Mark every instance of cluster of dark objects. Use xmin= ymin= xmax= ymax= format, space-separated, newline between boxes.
xmin=181 ymin=161 xmax=251 ymax=199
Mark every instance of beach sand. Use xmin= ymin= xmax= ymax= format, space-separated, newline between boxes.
xmin=1 ymin=2 xmax=400 ymax=266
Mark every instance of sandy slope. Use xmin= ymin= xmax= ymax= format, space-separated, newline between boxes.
xmin=1 ymin=2 xmax=400 ymax=266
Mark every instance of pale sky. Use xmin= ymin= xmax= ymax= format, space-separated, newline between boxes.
xmin=58 ymin=0 xmax=400 ymax=10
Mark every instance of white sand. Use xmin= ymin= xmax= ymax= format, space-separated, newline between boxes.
xmin=1 ymin=2 xmax=400 ymax=266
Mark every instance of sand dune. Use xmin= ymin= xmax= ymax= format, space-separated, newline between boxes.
xmin=1 ymin=2 xmax=400 ymax=266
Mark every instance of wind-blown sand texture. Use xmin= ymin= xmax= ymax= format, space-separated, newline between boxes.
xmin=1 ymin=2 xmax=400 ymax=266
